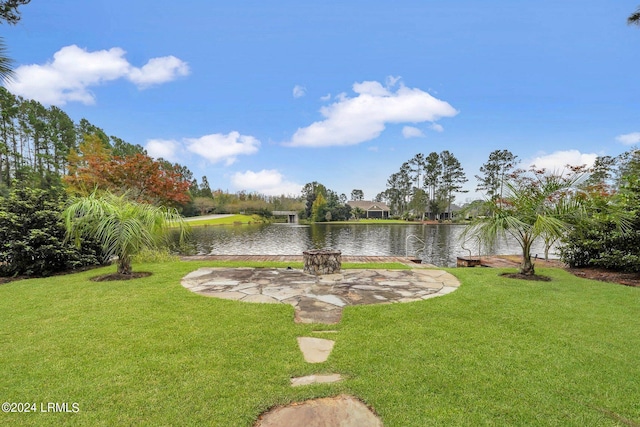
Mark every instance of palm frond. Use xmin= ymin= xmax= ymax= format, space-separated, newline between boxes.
xmin=62 ymin=191 xmax=189 ymax=273
xmin=629 ymin=8 xmax=640 ymax=26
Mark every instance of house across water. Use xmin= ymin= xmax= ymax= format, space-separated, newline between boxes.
xmin=346 ymin=201 xmax=391 ymax=219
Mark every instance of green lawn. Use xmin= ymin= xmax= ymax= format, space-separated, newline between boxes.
xmin=1 ymin=262 xmax=639 ymax=426
xmin=329 ymin=219 xmax=410 ymax=224
xmin=182 ymin=214 xmax=261 ymax=227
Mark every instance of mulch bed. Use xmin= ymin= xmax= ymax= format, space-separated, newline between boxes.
xmin=90 ymin=272 xmax=152 ymax=281
xmin=500 ymin=272 xmax=552 ymax=281
xmin=566 ymin=267 xmax=640 ymax=288
xmin=494 ymin=255 xmax=640 ymax=287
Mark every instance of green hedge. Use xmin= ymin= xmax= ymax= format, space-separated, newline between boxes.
xmin=0 ymin=187 xmax=103 ymax=277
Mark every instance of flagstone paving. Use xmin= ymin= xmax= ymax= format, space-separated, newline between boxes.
xmin=181 ymin=267 xmax=460 ymax=324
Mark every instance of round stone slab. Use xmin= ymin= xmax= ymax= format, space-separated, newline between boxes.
xmin=182 ymin=267 xmax=460 ymax=324
xmin=255 ymin=395 xmax=382 ymax=427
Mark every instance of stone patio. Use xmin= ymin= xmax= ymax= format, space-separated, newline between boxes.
xmin=181 ymin=267 xmax=460 ymax=324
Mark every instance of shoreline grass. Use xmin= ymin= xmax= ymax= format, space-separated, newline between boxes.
xmin=1 ymin=262 xmax=639 ymax=426
xmin=180 ymin=214 xmax=262 ymax=227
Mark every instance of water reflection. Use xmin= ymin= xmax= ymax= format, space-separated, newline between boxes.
xmin=170 ymin=223 xmax=552 ymax=267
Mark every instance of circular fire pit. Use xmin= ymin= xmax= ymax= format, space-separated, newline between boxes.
xmin=303 ymin=249 xmax=342 ymax=275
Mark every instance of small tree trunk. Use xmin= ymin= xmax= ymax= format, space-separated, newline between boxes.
xmin=117 ymin=257 xmax=132 ymax=275
xmin=520 ymin=240 xmax=535 ymax=276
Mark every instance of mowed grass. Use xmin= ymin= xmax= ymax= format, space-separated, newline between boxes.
xmin=330 ymin=219 xmax=410 ymax=224
xmin=182 ymin=214 xmax=259 ymax=227
xmin=1 ymin=262 xmax=639 ymax=426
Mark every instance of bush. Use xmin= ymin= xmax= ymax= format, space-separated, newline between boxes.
xmin=560 ymin=177 xmax=640 ymax=272
xmin=560 ymin=221 xmax=640 ymax=272
xmin=132 ymin=248 xmax=180 ymax=264
xmin=0 ymin=187 xmax=104 ymax=277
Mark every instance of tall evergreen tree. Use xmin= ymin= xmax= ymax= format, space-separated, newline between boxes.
xmin=439 ymin=150 xmax=468 ymax=218
xmin=199 ymin=176 xmax=212 ymax=198
xmin=475 ymin=149 xmax=519 ymax=200
xmin=423 ymin=152 xmax=442 ymax=210
xmin=350 ymin=189 xmax=364 ymax=201
xmin=0 ymin=1 xmax=31 ymax=25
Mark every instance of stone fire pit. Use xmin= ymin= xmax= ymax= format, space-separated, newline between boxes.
xmin=303 ymin=249 xmax=341 ymax=275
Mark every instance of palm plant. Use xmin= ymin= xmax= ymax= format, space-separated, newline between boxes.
xmin=462 ymin=170 xmax=586 ymax=276
xmin=63 ymin=192 xmax=189 ymax=275
xmin=629 ymin=7 xmax=640 ymax=26
xmin=0 ymin=37 xmax=14 ymax=83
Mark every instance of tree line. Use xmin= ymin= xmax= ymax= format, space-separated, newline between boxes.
xmin=376 ymin=149 xmax=520 ymax=220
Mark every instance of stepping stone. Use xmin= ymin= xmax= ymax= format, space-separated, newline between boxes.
xmin=295 ymin=300 xmax=343 ymax=324
xmin=297 ymin=337 xmax=335 ymax=363
xmin=290 ymin=373 xmax=342 ymax=387
xmin=255 ymin=395 xmax=382 ymax=427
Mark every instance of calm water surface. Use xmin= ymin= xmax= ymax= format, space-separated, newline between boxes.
xmin=172 ymin=223 xmax=553 ymax=267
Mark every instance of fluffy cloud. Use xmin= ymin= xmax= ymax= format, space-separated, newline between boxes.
xmin=185 ymin=131 xmax=260 ymax=165
xmin=429 ymin=123 xmax=444 ymax=132
xmin=285 ymin=78 xmax=457 ymax=147
xmin=145 ymin=139 xmax=180 ymax=162
xmin=402 ymin=126 xmax=425 ymax=138
xmin=231 ymin=169 xmax=301 ymax=196
xmin=293 ymin=85 xmax=306 ymax=98
xmin=127 ymin=55 xmax=190 ymax=88
xmin=5 ymin=45 xmax=189 ymax=105
xmin=527 ymin=150 xmax=597 ymax=172
xmin=616 ymin=132 xmax=640 ymax=146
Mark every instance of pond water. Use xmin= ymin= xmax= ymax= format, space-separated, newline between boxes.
xmin=171 ymin=223 xmax=554 ymax=267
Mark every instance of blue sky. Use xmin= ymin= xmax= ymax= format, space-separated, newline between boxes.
xmin=4 ymin=1 xmax=640 ymax=201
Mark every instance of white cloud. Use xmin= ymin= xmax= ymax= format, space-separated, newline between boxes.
xmin=231 ymin=169 xmax=301 ymax=196
xmin=402 ymin=126 xmax=425 ymax=138
xmin=335 ymin=92 xmax=348 ymax=102
xmin=385 ymin=75 xmax=401 ymax=87
xmin=320 ymin=93 xmax=331 ymax=101
xmin=293 ymin=85 xmax=306 ymax=98
xmin=5 ymin=45 xmax=189 ymax=105
xmin=527 ymin=150 xmax=597 ymax=172
xmin=145 ymin=139 xmax=180 ymax=162
xmin=352 ymin=80 xmax=391 ymax=96
xmin=185 ymin=131 xmax=260 ymax=165
xmin=285 ymin=78 xmax=457 ymax=147
xmin=429 ymin=123 xmax=444 ymax=132
xmin=616 ymin=132 xmax=640 ymax=146
xmin=127 ymin=55 xmax=190 ymax=88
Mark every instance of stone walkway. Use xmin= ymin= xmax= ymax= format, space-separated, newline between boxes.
xmin=181 ymin=266 xmax=461 ymax=426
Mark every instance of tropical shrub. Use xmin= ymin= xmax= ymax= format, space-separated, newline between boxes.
xmin=63 ymin=192 xmax=188 ymax=275
xmin=463 ymin=168 xmax=586 ymax=276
